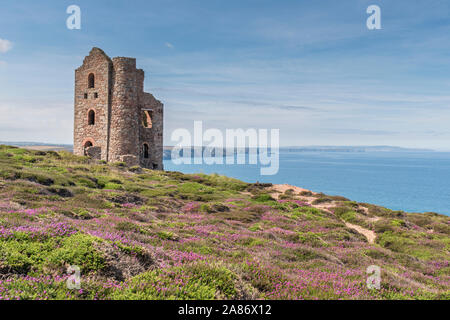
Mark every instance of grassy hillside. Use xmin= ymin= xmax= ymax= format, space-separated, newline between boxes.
xmin=0 ymin=145 xmax=448 ymax=300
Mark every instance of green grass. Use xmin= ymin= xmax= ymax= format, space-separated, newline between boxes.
xmin=0 ymin=145 xmax=448 ymax=300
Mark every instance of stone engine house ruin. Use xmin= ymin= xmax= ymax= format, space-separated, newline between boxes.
xmin=73 ymin=47 xmax=163 ymax=170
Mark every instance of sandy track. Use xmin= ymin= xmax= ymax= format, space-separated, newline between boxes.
xmin=345 ymin=222 xmax=377 ymax=244
xmin=269 ymin=184 xmax=377 ymax=244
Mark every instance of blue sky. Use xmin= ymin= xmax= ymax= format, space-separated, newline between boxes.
xmin=1 ymin=0 xmax=450 ymax=150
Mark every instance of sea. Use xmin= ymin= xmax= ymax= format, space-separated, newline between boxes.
xmin=164 ymin=151 xmax=450 ymax=216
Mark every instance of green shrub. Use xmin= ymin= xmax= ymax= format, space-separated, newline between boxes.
xmin=364 ymin=248 xmax=390 ymax=260
xmin=76 ymin=177 xmax=97 ymax=188
xmin=340 ymin=211 xmax=357 ymax=222
xmin=199 ymin=204 xmax=214 ymax=213
xmin=20 ymin=171 xmax=54 ymax=186
xmin=115 ymin=221 xmax=140 ymax=232
xmin=111 ymin=262 xmax=238 ymax=300
xmin=179 ymin=182 xmax=214 ymax=194
xmin=291 ymin=207 xmax=323 ymax=220
xmin=293 ymin=247 xmax=326 ymax=261
xmin=0 ymin=240 xmax=54 ymax=273
xmin=295 ymin=232 xmax=327 ymax=247
xmin=0 ymin=233 xmax=104 ymax=274
xmin=13 ymin=154 xmax=38 ymax=163
xmin=252 ymin=194 xmax=275 ymax=203
xmin=374 ymin=220 xmax=395 ymax=233
xmin=72 ymin=208 xmax=93 ymax=219
xmin=249 ymin=224 xmax=262 ymax=232
xmin=391 ymin=219 xmax=406 ymax=227
xmin=113 ymin=162 xmax=126 ymax=168
xmin=46 ymin=233 xmax=105 ymax=273
xmin=376 ymin=231 xmax=414 ymax=253
xmin=239 ymin=237 xmax=266 ymax=247
xmin=312 ymin=197 xmax=333 ymax=205
xmin=157 ymin=231 xmax=178 ymax=241
xmin=104 ymin=182 xmax=123 ymax=190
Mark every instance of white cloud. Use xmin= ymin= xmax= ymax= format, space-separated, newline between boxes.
xmin=136 ymin=51 xmax=450 ymax=149
xmin=0 ymin=101 xmax=73 ymax=144
xmin=165 ymin=42 xmax=174 ymax=49
xmin=0 ymin=39 xmax=13 ymax=53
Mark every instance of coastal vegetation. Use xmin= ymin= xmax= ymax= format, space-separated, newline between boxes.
xmin=0 ymin=145 xmax=448 ymax=300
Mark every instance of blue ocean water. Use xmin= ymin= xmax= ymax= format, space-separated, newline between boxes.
xmin=164 ymin=151 xmax=450 ymax=215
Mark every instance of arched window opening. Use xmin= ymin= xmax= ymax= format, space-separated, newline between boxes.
xmin=142 ymin=110 xmax=153 ymax=128
xmin=143 ymin=143 xmax=149 ymax=159
xmin=83 ymin=140 xmax=93 ymax=156
xmin=88 ymin=110 xmax=95 ymax=125
xmin=88 ymin=73 xmax=95 ymax=88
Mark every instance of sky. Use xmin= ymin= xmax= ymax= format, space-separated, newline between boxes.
xmin=0 ymin=0 xmax=450 ymax=150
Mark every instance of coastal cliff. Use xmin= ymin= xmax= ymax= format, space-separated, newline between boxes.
xmin=0 ymin=145 xmax=448 ymax=300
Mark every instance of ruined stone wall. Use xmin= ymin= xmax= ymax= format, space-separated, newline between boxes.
xmin=74 ymin=48 xmax=112 ymax=160
xmin=85 ymin=146 xmax=102 ymax=159
xmin=139 ymin=92 xmax=164 ymax=170
xmin=74 ymin=48 xmax=164 ymax=170
xmin=108 ymin=57 xmax=140 ymax=166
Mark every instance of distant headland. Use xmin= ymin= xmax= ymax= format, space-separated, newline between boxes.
xmin=0 ymin=141 xmax=435 ymax=158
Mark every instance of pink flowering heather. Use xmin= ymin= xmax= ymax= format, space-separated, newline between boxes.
xmin=0 ymin=146 xmax=448 ymax=300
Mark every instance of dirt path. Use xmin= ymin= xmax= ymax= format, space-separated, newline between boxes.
xmin=345 ymin=222 xmax=376 ymax=244
xmin=269 ymin=184 xmax=378 ymax=244
xmin=270 ymin=184 xmax=380 ymax=244
xmin=367 ymin=216 xmax=381 ymax=223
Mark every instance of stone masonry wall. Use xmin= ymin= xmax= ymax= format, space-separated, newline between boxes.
xmin=74 ymin=48 xmax=112 ymax=160
xmin=108 ymin=57 xmax=140 ymax=165
xmin=74 ymin=48 xmax=164 ymax=169
xmin=139 ymin=92 xmax=164 ymax=169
